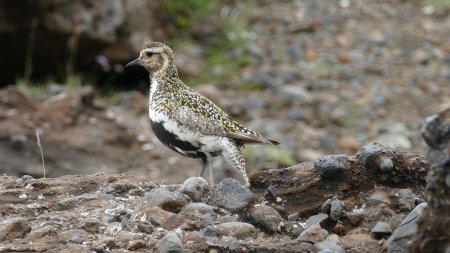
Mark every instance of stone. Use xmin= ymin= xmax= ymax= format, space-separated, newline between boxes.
xmin=278 ymin=85 xmax=313 ymax=103
xmin=157 ymin=232 xmax=184 ymax=253
xmin=161 ymin=214 xmax=185 ymax=230
xmin=127 ymin=240 xmax=146 ymax=251
xmin=57 ymin=193 xmax=99 ymax=210
xmin=346 ymin=212 xmax=365 ymax=226
xmin=288 ymin=212 xmax=300 ymax=221
xmin=248 ymin=205 xmax=283 ymax=233
xmin=214 ymin=222 xmax=256 ymax=239
xmin=209 ymin=178 xmax=254 ymax=212
xmin=139 ymin=206 xmax=173 ymax=226
xmin=0 ymin=218 xmax=31 ymax=242
xmin=137 ymin=221 xmax=154 ymax=234
xmin=60 ymin=230 xmax=92 ymax=244
xmin=140 ymin=187 xmax=188 ymax=213
xmin=387 ymin=203 xmax=427 ymax=253
xmin=315 ymin=234 xmax=346 ymax=253
xmin=314 ymin=155 xmax=348 ymax=179
xmin=297 ymin=223 xmax=326 ymax=244
xmin=330 ymin=199 xmax=344 ymax=221
xmin=287 ymin=108 xmax=307 ymax=121
xmin=179 ymin=203 xmax=215 ymax=215
xmin=396 ymin=188 xmax=415 ymax=211
xmin=116 ymin=231 xmax=133 ymax=243
xmin=371 ymin=221 xmax=392 ymax=239
xmin=361 ymin=143 xmax=397 ymax=171
xmin=367 ymin=189 xmax=392 ymax=206
xmin=179 ymin=177 xmax=209 ymax=201
xmin=305 ymin=213 xmax=329 ymax=228
xmin=341 ymin=234 xmax=381 ymax=253
xmin=69 ymin=235 xmax=85 ymax=244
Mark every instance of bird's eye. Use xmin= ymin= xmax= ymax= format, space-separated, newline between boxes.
xmin=145 ymin=51 xmax=154 ymax=57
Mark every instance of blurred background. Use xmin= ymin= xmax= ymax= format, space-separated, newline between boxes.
xmin=0 ymin=0 xmax=449 ymax=184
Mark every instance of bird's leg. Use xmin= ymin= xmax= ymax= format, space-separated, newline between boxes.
xmin=209 ymin=162 xmax=214 ymax=186
xmin=200 ymin=157 xmax=207 ymax=177
xmin=223 ymin=143 xmax=249 ymax=187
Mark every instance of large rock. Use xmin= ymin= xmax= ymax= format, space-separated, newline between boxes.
xmin=386 ymin=203 xmax=427 ymax=253
xmin=157 ymin=232 xmax=184 ymax=253
xmin=410 ymin=106 xmax=450 ymax=253
xmin=209 ymin=178 xmax=254 ymax=212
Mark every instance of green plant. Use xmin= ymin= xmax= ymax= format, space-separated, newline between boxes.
xmin=165 ymin=0 xmax=216 ymax=28
xmin=16 ymin=78 xmax=44 ymax=98
xmin=424 ymin=0 xmax=450 ymax=7
xmin=191 ymin=2 xmax=255 ymax=88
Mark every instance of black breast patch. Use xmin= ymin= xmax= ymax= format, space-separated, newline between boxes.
xmin=150 ymin=120 xmax=206 ymax=159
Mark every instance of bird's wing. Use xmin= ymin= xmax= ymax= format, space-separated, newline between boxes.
xmin=169 ymin=91 xmax=279 ymax=145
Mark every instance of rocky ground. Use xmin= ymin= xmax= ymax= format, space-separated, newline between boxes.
xmin=1 ymin=0 xmax=449 ymax=183
xmin=0 ymin=109 xmax=448 ymax=252
xmin=0 ymin=139 xmax=436 ymax=252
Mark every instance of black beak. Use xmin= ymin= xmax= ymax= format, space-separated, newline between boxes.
xmin=125 ymin=58 xmax=140 ymax=68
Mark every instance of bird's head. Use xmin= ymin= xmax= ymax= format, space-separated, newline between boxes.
xmin=126 ymin=42 xmax=177 ymax=78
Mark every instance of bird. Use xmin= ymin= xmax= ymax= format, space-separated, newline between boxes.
xmin=126 ymin=42 xmax=279 ymax=186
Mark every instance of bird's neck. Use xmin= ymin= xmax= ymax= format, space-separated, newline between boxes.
xmin=152 ymin=64 xmax=179 ymax=83
xmin=150 ymin=66 xmax=185 ymax=95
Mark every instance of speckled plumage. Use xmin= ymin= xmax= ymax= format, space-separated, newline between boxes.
xmin=126 ymin=42 xmax=279 ymax=185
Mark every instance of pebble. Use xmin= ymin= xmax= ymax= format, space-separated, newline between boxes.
xmin=141 ymin=206 xmax=173 ymax=226
xmin=287 ymin=212 xmax=300 ymax=221
xmin=157 ymin=232 xmax=184 ymax=253
xmin=315 ymin=234 xmax=346 ymax=253
xmin=314 ymin=155 xmax=348 ymax=179
xmin=346 ymin=212 xmax=365 ymax=226
xmin=209 ymin=178 xmax=254 ymax=212
xmin=341 ymin=234 xmax=380 ymax=253
xmin=305 ymin=213 xmax=329 ymax=228
xmin=371 ymin=221 xmax=392 ymax=239
xmin=330 ymin=199 xmax=344 ymax=221
xmin=248 ymin=205 xmax=283 ymax=233
xmin=287 ymin=108 xmax=307 ymax=121
xmin=386 ymin=203 xmax=427 ymax=253
xmin=140 ymin=187 xmax=188 ymax=213
xmin=69 ymin=235 xmax=85 ymax=244
xmin=137 ymin=221 xmax=154 ymax=234
xmin=60 ymin=230 xmax=91 ymax=244
xmin=127 ymin=239 xmax=146 ymax=251
xmin=361 ymin=143 xmax=397 ymax=171
xmin=367 ymin=189 xmax=392 ymax=206
xmin=397 ymin=188 xmax=414 ymax=201
xmin=179 ymin=177 xmax=209 ymax=202
xmin=278 ymin=85 xmax=313 ymax=103
xmin=297 ymin=223 xmax=326 ymax=243
xmin=214 ymin=222 xmax=256 ymax=239
xmin=116 ymin=230 xmax=133 ymax=243
xmin=0 ymin=218 xmax=31 ymax=242
xmin=179 ymin=202 xmax=215 ymax=215
xmin=161 ymin=214 xmax=185 ymax=230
